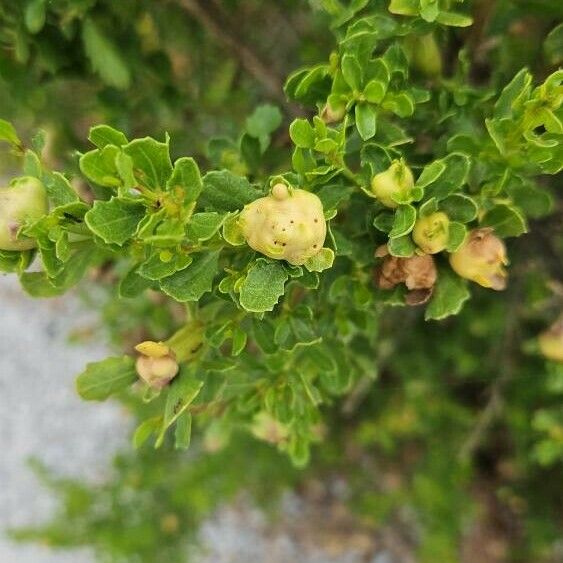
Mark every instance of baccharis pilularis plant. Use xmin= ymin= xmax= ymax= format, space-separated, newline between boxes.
xmin=0 ymin=0 xmax=562 ymax=468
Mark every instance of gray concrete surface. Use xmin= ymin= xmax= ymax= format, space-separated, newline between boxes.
xmin=0 ymin=275 xmax=129 ymax=562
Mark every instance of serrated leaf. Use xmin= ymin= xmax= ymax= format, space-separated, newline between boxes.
xmin=85 ymin=197 xmax=145 ymax=245
xmin=289 ymin=118 xmax=316 ymax=148
xmin=446 ymin=222 xmax=467 ymax=252
xmin=364 ymin=79 xmax=386 ymax=104
xmin=88 ymin=125 xmax=128 ymax=148
xmin=415 ymin=160 xmax=446 ymax=189
xmin=304 ymin=248 xmax=335 ymax=272
xmin=425 ymin=268 xmax=470 ymax=321
xmin=155 ymin=370 xmax=203 ymax=447
xmin=389 ymin=204 xmax=416 ymax=238
xmin=139 ymin=252 xmax=192 ymax=281
xmin=79 ymin=146 xmax=121 ymax=187
xmin=76 ymin=356 xmax=137 ymax=401
xmin=160 ymin=251 xmax=220 ymax=302
xmin=200 ymin=170 xmax=261 ymax=212
xmin=44 ymin=172 xmax=79 ymax=207
xmin=166 ymin=157 xmax=202 ymax=205
xmin=424 ymin=153 xmax=471 ymax=201
xmin=388 ymin=235 xmax=416 ymax=257
xmin=82 ymin=19 xmax=131 ymax=90
xmin=123 ymin=137 xmax=173 ymax=190
xmin=355 ymin=103 xmax=377 ymax=140
xmin=481 ymin=204 xmax=527 ymax=238
xmin=186 ymin=212 xmax=228 ymax=241
xmin=439 ymin=194 xmax=478 ymax=223
xmin=239 ymin=260 xmax=288 ymax=312
xmin=17 ymin=272 xmax=59 ymax=297
xmin=494 ymin=68 xmax=532 ymax=119
xmin=341 ymin=53 xmax=363 ymax=90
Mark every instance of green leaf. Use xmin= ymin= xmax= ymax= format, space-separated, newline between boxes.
xmin=494 ymin=68 xmax=532 ymax=119
xmin=0 ymin=119 xmax=21 ymax=147
xmin=231 ymin=327 xmax=247 ymax=356
xmin=420 ymin=0 xmax=439 ymax=22
xmin=239 ymin=260 xmax=289 ymax=312
xmin=435 ymin=11 xmax=473 ymax=27
xmin=155 ymin=370 xmax=203 ymax=447
xmin=388 ymin=0 xmax=418 ymax=16
xmin=446 ymin=222 xmax=467 ymax=252
xmin=139 ymin=252 xmax=192 ymax=281
xmin=251 ymin=318 xmax=278 ymax=354
xmin=133 ymin=417 xmax=162 ymax=449
xmin=289 ymin=119 xmax=316 ymax=149
xmin=85 ymin=197 xmax=145 ymax=245
xmin=25 ymin=0 xmax=46 ymax=34
xmin=415 ymin=160 xmax=446 ymax=189
xmin=200 ymin=170 xmax=261 ymax=212
xmin=304 ymin=248 xmax=335 ymax=272
xmin=222 ymin=213 xmax=245 ymax=245
xmin=507 ymin=181 xmax=552 ymax=219
xmin=44 ymin=172 xmax=79 ymax=207
xmin=481 ymin=204 xmax=527 ymax=238
xmin=174 ymin=412 xmax=193 ymax=450
xmin=166 ymin=157 xmax=202 ymax=203
xmin=439 ymin=194 xmax=478 ymax=223
xmin=186 ymin=212 xmax=228 ymax=241
xmin=389 ymin=204 xmax=416 ymax=238
xmin=382 ymin=92 xmax=414 ymax=118
xmin=341 ymin=53 xmax=363 ymax=90
xmin=79 ymin=146 xmax=121 ymax=187
xmin=160 ymin=251 xmax=221 ymax=302
xmin=88 ymin=125 xmax=128 ymax=148
xmin=0 ymin=249 xmax=34 ymax=274
xmin=76 ymin=356 xmax=137 ymax=401
xmin=19 ymin=272 xmax=61 ymax=297
xmin=364 ymin=79 xmax=386 ymax=104
xmin=355 ymin=103 xmax=377 ymax=141
xmin=119 ymin=266 xmax=154 ymax=298
xmin=424 ymin=153 xmax=471 ymax=201
xmin=425 ymin=268 xmax=470 ymax=321
xmin=123 ymin=137 xmax=173 ymax=190
xmin=82 ymin=19 xmax=131 ymax=90
xmin=388 ymin=235 xmax=416 ymax=257
xmin=544 ymin=23 xmax=563 ymax=65
xmin=246 ymin=104 xmax=283 ymax=152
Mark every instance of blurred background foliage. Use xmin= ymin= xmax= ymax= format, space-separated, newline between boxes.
xmin=1 ymin=0 xmax=562 ymax=561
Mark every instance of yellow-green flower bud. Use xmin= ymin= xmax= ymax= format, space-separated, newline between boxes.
xmin=538 ymin=319 xmax=563 ymax=363
xmin=413 ymin=211 xmax=450 ymax=254
xmin=135 ymin=341 xmax=179 ymax=389
xmin=0 ymin=177 xmax=48 ymax=251
xmin=449 ymin=228 xmax=508 ymax=290
xmin=239 ymin=183 xmax=326 ymax=266
xmin=370 ymin=160 xmax=414 ymax=208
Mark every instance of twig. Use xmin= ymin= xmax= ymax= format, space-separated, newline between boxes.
xmin=177 ymin=0 xmax=288 ymax=107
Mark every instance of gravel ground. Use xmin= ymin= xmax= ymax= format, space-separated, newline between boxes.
xmin=0 ymin=275 xmax=396 ymax=563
